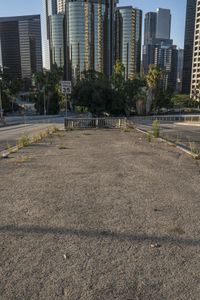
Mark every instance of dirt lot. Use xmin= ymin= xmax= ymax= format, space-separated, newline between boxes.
xmin=0 ymin=129 xmax=200 ymax=300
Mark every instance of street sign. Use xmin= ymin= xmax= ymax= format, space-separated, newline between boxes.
xmin=61 ymin=81 xmax=72 ymax=95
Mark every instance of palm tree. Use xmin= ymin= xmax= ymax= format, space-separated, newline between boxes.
xmin=146 ymin=65 xmax=162 ymax=114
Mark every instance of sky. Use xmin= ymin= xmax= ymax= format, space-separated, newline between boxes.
xmin=0 ymin=0 xmax=187 ymax=48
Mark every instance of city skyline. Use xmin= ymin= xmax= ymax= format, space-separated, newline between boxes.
xmin=0 ymin=0 xmax=186 ymax=48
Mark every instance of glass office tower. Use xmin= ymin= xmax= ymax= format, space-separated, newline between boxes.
xmin=49 ymin=14 xmax=65 ymax=68
xmin=115 ymin=6 xmax=142 ymax=79
xmin=0 ymin=15 xmax=42 ymax=79
xmin=65 ymin=0 xmax=117 ymax=81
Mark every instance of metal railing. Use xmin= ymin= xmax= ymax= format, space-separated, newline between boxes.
xmin=64 ymin=117 xmax=127 ymax=129
xmin=130 ymin=114 xmax=200 ymax=123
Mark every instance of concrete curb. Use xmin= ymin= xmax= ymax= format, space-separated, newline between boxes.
xmin=135 ymin=128 xmax=200 ymax=160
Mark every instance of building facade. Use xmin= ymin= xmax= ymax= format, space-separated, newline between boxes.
xmin=182 ymin=0 xmax=197 ymax=94
xmin=143 ymin=8 xmax=172 ymax=74
xmin=42 ymin=0 xmax=58 ymax=70
xmin=143 ymin=12 xmax=156 ymax=73
xmin=65 ymin=0 xmax=117 ymax=81
xmin=57 ymin=0 xmax=66 ymax=14
xmin=191 ymin=0 xmax=200 ymax=97
xmin=115 ymin=6 xmax=142 ymax=79
xmin=0 ymin=15 xmax=42 ymax=80
xmin=177 ymin=48 xmax=184 ymax=92
xmin=142 ymin=8 xmax=177 ymax=91
xmin=49 ymin=14 xmax=65 ymax=68
xmin=155 ymin=8 xmax=171 ymax=40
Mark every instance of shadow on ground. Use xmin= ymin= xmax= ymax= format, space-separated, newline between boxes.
xmin=0 ymin=225 xmax=199 ymax=247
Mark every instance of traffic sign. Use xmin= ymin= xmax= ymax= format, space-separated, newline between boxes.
xmin=60 ymin=81 xmax=72 ymax=95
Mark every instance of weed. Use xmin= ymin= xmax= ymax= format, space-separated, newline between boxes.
xmin=13 ymin=155 xmax=32 ymax=164
xmin=32 ymin=134 xmax=41 ymax=143
xmin=152 ymin=120 xmax=160 ymax=138
xmin=58 ymin=145 xmax=67 ymax=150
xmin=51 ymin=126 xmax=59 ymax=133
xmin=146 ymin=131 xmax=152 ymax=142
xmin=6 ymin=143 xmax=12 ymax=151
xmin=189 ymin=141 xmax=200 ymax=156
xmin=17 ymin=135 xmax=30 ymax=148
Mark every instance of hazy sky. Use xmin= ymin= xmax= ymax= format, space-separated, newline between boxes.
xmin=0 ymin=0 xmax=187 ymax=48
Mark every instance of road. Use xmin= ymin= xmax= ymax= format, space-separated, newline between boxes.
xmin=132 ymin=118 xmax=200 ymax=152
xmin=0 ymin=116 xmax=64 ymax=152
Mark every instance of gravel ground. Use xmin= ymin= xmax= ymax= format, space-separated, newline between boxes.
xmin=0 ymin=129 xmax=200 ymax=300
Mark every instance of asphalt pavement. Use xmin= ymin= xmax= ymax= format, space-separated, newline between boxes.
xmin=0 ymin=116 xmax=64 ymax=152
xmin=0 ymin=129 xmax=199 ymax=299
xmin=132 ymin=119 xmax=200 ymax=152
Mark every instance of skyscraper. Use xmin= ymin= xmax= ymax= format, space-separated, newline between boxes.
xmin=155 ymin=8 xmax=171 ymax=40
xmin=142 ymin=8 xmax=178 ymax=91
xmin=115 ymin=6 xmax=142 ymax=79
xmin=42 ymin=0 xmax=58 ymax=70
xmin=143 ymin=8 xmax=172 ymax=74
xmin=144 ymin=12 xmax=156 ymax=46
xmin=182 ymin=0 xmax=197 ymax=94
xmin=190 ymin=0 xmax=200 ymax=97
xmin=65 ymin=0 xmax=117 ymax=81
xmin=143 ymin=12 xmax=156 ymax=73
xmin=49 ymin=14 xmax=65 ymax=68
xmin=0 ymin=15 xmax=42 ymax=79
xmin=177 ymin=48 xmax=184 ymax=92
xmin=57 ymin=0 xmax=66 ymax=14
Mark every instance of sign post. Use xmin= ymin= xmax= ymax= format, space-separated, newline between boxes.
xmin=60 ymin=81 xmax=72 ymax=117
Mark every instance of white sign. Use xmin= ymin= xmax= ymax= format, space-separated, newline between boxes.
xmin=61 ymin=81 xmax=72 ymax=95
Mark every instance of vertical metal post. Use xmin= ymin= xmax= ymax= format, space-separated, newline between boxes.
xmin=0 ymin=83 xmax=3 ymax=120
xmin=65 ymin=93 xmax=68 ymax=118
xmin=43 ymin=86 xmax=46 ymax=116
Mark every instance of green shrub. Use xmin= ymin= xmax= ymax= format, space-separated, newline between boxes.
xmin=152 ymin=120 xmax=160 ymax=138
xmin=146 ymin=131 xmax=152 ymax=142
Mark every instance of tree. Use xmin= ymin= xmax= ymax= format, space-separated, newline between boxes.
xmin=72 ymin=70 xmax=113 ymax=115
xmin=34 ymin=66 xmax=63 ymax=115
xmin=171 ymin=94 xmax=191 ymax=108
xmin=146 ymin=65 xmax=163 ymax=114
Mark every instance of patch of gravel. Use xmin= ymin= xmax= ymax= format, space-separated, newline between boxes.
xmin=0 ymin=129 xmax=200 ymax=300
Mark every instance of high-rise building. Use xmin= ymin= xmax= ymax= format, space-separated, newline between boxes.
xmin=143 ymin=12 xmax=156 ymax=73
xmin=177 ymin=48 xmax=184 ymax=92
xmin=0 ymin=15 xmax=42 ymax=79
xmin=115 ymin=6 xmax=142 ymax=79
xmin=143 ymin=8 xmax=172 ymax=74
xmin=42 ymin=0 xmax=58 ymax=70
xmin=142 ymin=8 xmax=177 ymax=91
xmin=49 ymin=14 xmax=65 ymax=68
xmin=191 ymin=0 xmax=200 ymax=97
xmin=57 ymin=0 xmax=66 ymax=14
xmin=65 ymin=0 xmax=117 ymax=81
xmin=144 ymin=12 xmax=156 ymax=46
xmin=182 ymin=0 xmax=197 ymax=94
xmin=155 ymin=8 xmax=171 ymax=40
